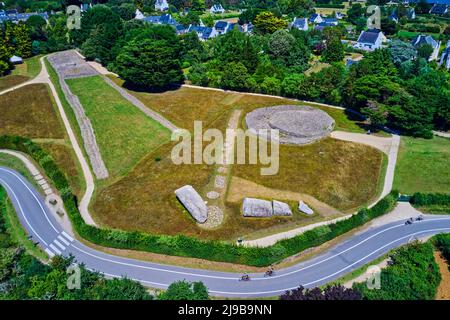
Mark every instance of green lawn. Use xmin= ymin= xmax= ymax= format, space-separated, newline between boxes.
xmin=394 ymin=136 xmax=450 ymax=194
xmin=0 ymin=55 xmax=42 ymax=91
xmin=0 ymin=153 xmax=38 ymax=190
xmin=66 ymin=75 xmax=171 ymax=178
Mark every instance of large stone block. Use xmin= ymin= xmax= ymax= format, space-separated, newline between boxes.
xmin=242 ymin=198 xmax=273 ymax=217
xmin=175 ymin=185 xmax=208 ymax=223
xmin=272 ymin=200 xmax=293 ymax=216
xmin=298 ymin=201 xmax=314 ymax=215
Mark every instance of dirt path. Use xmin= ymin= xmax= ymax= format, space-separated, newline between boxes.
xmin=47 ymin=51 xmax=109 ymax=180
xmin=435 ymin=251 xmax=450 ymax=300
xmin=37 ymin=56 xmax=97 ymax=226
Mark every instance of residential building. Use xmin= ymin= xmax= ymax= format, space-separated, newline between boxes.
xmin=429 ymin=3 xmax=448 ymax=14
xmin=155 ymin=0 xmax=169 ymax=12
xmin=0 ymin=10 xmax=49 ymax=23
xmin=439 ymin=41 xmax=450 ymax=69
xmin=309 ymin=13 xmax=323 ymax=24
xmin=291 ymin=17 xmax=308 ymax=31
xmin=411 ymin=34 xmax=441 ymax=61
xmin=353 ymin=29 xmax=386 ymax=51
xmin=135 ymin=9 xmax=145 ymax=20
xmin=210 ymin=4 xmax=225 ymax=14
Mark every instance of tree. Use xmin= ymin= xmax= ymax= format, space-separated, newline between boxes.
xmin=0 ymin=38 xmax=11 ymax=75
xmin=254 ymin=11 xmax=288 ymax=35
xmin=159 ymin=280 xmax=209 ymax=300
xmin=115 ymin=37 xmax=184 ymax=89
xmin=12 ymin=23 xmax=32 ymax=58
xmin=221 ymin=62 xmax=251 ymax=91
xmin=388 ymin=40 xmax=416 ymax=66
xmin=347 ymin=3 xmax=364 ymax=24
xmin=322 ymin=37 xmax=344 ymax=63
xmin=361 ymin=100 xmax=388 ymax=128
xmin=415 ymin=0 xmax=431 ymax=14
xmin=280 ymin=284 xmax=362 ymax=300
xmin=111 ymin=3 xmax=136 ymax=21
xmin=417 ymin=44 xmax=433 ymax=61
xmin=25 ymin=15 xmax=47 ymax=41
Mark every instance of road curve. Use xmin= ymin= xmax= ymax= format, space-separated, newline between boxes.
xmin=1 ymin=166 xmax=450 ymax=298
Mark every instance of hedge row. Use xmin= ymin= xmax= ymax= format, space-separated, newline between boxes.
xmin=315 ymin=4 xmax=345 ymax=8
xmin=0 ymin=135 xmax=399 ymax=267
xmin=410 ymin=193 xmax=450 ymax=206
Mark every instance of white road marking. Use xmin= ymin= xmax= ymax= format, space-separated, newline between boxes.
xmin=45 ymin=248 xmax=55 ymax=258
xmin=53 ymin=239 xmax=66 ymax=250
xmin=0 ymin=176 xmax=48 ymax=246
xmin=57 ymin=235 xmax=70 ymax=246
xmin=61 ymin=231 xmax=74 ymax=242
xmin=49 ymin=244 xmax=61 ymax=255
xmin=0 ymin=168 xmax=59 ymax=233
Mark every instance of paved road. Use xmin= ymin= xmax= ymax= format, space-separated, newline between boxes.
xmin=1 ymin=166 xmax=450 ymax=298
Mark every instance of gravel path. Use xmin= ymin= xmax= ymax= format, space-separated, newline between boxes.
xmin=48 ymin=51 xmax=109 ymax=180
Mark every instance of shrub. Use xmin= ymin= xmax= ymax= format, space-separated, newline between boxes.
xmin=410 ymin=193 xmax=450 ymax=206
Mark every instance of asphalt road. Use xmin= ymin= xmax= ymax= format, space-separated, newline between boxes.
xmin=1 ymin=166 xmax=450 ymax=298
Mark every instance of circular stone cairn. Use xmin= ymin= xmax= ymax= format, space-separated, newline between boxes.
xmin=245 ymin=105 xmax=335 ymax=145
xmin=201 ymin=206 xmax=224 ymax=229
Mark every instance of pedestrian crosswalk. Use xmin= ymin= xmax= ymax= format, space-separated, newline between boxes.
xmin=45 ymin=231 xmax=74 ymax=258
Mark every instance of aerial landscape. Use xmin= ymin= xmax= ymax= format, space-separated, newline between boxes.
xmin=0 ymin=0 xmax=449 ymax=308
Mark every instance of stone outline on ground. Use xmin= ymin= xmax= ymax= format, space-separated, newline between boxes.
xmin=47 ymin=50 xmax=109 ymax=180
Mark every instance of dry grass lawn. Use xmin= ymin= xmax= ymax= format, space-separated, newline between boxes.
xmin=0 ymin=84 xmax=64 ymax=139
xmin=232 ymin=138 xmax=383 ymax=211
xmin=92 ymin=80 xmax=384 ymax=241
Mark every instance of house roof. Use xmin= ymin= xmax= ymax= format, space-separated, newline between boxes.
xmin=323 ymin=17 xmax=337 ymax=23
xmin=411 ymin=34 xmax=439 ymax=49
xmin=309 ymin=13 xmax=321 ymax=22
xmin=292 ymin=17 xmax=307 ymax=29
xmin=357 ymin=29 xmax=382 ymax=44
xmin=9 ymin=55 xmax=22 ymax=63
xmin=214 ymin=20 xmax=228 ymax=29
xmin=430 ymin=3 xmax=448 ymax=14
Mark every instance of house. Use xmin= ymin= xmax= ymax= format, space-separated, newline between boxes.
xmin=80 ymin=3 xmax=92 ymax=12
xmin=213 ymin=20 xmax=237 ymax=35
xmin=389 ymin=11 xmax=398 ymax=23
xmin=322 ymin=17 xmax=338 ymax=26
xmin=291 ymin=17 xmax=308 ymax=31
xmin=143 ymin=13 xmax=178 ymax=26
xmin=354 ymin=29 xmax=386 ymax=51
xmin=439 ymin=41 xmax=450 ymax=69
xmin=188 ymin=25 xmax=216 ymax=41
xmin=0 ymin=10 xmax=49 ymax=23
xmin=155 ymin=0 xmax=169 ymax=12
xmin=9 ymin=55 xmax=23 ymax=64
xmin=241 ymin=23 xmax=254 ymax=33
xmin=314 ymin=21 xmax=337 ymax=32
xmin=135 ymin=9 xmax=144 ymax=20
xmin=309 ymin=13 xmax=323 ymax=24
xmin=407 ymin=8 xmax=416 ymax=19
xmin=210 ymin=4 xmax=225 ymax=14
xmin=335 ymin=12 xmax=345 ymax=19
xmin=429 ymin=3 xmax=448 ymax=14
xmin=411 ymin=34 xmax=441 ymax=61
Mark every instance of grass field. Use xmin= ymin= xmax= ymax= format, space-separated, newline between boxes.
xmin=0 ymin=55 xmax=42 ymax=91
xmin=0 ymin=84 xmax=65 ymax=139
xmin=393 ymin=136 xmax=450 ymax=194
xmin=109 ymin=76 xmax=369 ymax=134
xmin=232 ymin=138 xmax=383 ymax=211
xmin=66 ymin=75 xmax=171 ymax=178
xmin=0 ymin=82 xmax=84 ymax=198
xmin=92 ymin=78 xmax=385 ymax=241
